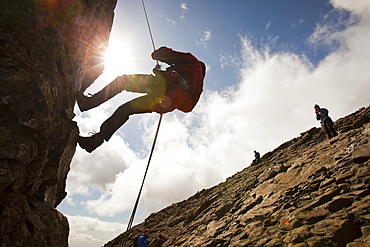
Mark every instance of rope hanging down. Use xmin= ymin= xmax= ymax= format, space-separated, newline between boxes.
xmin=122 ymin=114 xmax=163 ymax=247
xmin=122 ymin=1 xmax=162 ymax=246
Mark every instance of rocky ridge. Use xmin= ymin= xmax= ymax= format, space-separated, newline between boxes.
xmin=106 ymin=105 xmax=370 ymax=247
xmin=0 ymin=0 xmax=117 ymax=246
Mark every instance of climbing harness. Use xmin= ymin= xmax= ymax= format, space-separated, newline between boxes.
xmin=121 ymin=1 xmax=163 ymax=246
xmin=169 ymin=69 xmax=190 ymax=94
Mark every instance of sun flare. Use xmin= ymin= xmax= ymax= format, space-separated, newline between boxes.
xmin=103 ymin=39 xmax=134 ymax=78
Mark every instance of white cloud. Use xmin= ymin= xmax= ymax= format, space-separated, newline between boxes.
xmin=330 ymin=0 xmax=370 ymax=15
xmin=166 ymin=17 xmax=176 ymax=27
xmin=180 ymin=3 xmax=188 ymax=12
xmin=180 ymin=3 xmax=188 ymax=20
xmin=67 ymin=135 xmax=140 ymax=195
xmin=291 ymin=18 xmax=304 ymax=29
xmin=67 ymin=215 xmax=126 ymax=247
xmin=219 ymin=52 xmax=240 ymax=70
xmin=203 ymin=30 xmax=212 ymax=41
xmin=265 ymin=21 xmax=271 ymax=31
xmin=197 ymin=29 xmax=212 ymax=47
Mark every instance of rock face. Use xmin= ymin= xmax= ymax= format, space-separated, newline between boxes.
xmin=0 ymin=0 xmax=117 ymax=246
xmin=106 ymin=106 xmax=370 ymax=247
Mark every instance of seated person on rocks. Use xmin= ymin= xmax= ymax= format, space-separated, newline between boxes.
xmin=77 ymin=47 xmax=206 ymax=153
xmin=251 ymin=150 xmax=260 ymax=165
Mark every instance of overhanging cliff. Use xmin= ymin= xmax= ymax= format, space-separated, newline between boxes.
xmin=106 ymin=106 xmax=370 ymax=247
xmin=0 ymin=0 xmax=117 ymax=246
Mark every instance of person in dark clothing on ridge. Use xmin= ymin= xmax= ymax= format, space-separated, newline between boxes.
xmin=137 ymin=229 xmax=150 ymax=247
xmin=76 ymin=47 xmax=206 ymax=153
xmin=251 ymin=150 xmax=260 ymax=166
xmin=314 ymin=104 xmax=337 ymax=139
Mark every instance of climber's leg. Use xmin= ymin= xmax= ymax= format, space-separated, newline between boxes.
xmin=76 ymin=74 xmax=157 ymax=112
xmin=77 ymin=74 xmax=169 ymax=152
xmin=324 ymin=118 xmax=337 ymax=139
xmin=78 ymin=95 xmax=157 ymax=152
xmin=77 ymin=76 xmax=125 ymax=111
xmin=99 ymin=99 xmax=151 ymax=141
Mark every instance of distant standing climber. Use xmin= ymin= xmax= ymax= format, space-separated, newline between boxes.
xmin=251 ymin=150 xmax=260 ymax=166
xmin=137 ymin=229 xmax=150 ymax=247
xmin=77 ymin=47 xmax=206 ymax=152
xmin=314 ymin=104 xmax=337 ymax=139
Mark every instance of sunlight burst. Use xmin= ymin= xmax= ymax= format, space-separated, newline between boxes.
xmin=103 ymin=39 xmax=134 ymax=78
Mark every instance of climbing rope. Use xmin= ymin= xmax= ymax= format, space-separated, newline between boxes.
xmin=121 ymin=1 xmax=163 ymax=246
xmin=122 ymin=114 xmax=163 ymax=247
xmin=141 ymin=0 xmax=160 ymax=68
xmin=141 ymin=0 xmax=156 ymax=51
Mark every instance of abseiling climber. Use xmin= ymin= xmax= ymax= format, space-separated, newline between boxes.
xmin=77 ymin=47 xmax=206 ymax=153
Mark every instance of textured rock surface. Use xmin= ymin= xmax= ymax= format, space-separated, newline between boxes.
xmin=106 ymin=106 xmax=370 ymax=247
xmin=0 ymin=0 xmax=117 ymax=246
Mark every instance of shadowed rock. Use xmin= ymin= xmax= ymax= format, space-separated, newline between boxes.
xmin=0 ymin=0 xmax=117 ymax=246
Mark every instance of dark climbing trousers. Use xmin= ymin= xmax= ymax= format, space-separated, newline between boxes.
xmin=97 ymin=73 xmax=171 ymax=141
xmin=322 ymin=118 xmax=337 ymax=139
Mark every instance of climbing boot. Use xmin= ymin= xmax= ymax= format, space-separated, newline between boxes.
xmin=76 ymin=91 xmax=100 ymax=112
xmin=76 ymin=76 xmax=129 ymax=112
xmin=78 ymin=132 xmax=104 ymax=153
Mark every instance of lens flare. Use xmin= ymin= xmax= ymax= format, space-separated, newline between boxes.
xmin=103 ymin=39 xmax=134 ymax=78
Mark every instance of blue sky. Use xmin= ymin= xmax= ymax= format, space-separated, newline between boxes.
xmin=57 ymin=1 xmax=370 ymax=246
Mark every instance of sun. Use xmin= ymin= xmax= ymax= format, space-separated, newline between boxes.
xmin=103 ymin=39 xmax=134 ymax=78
